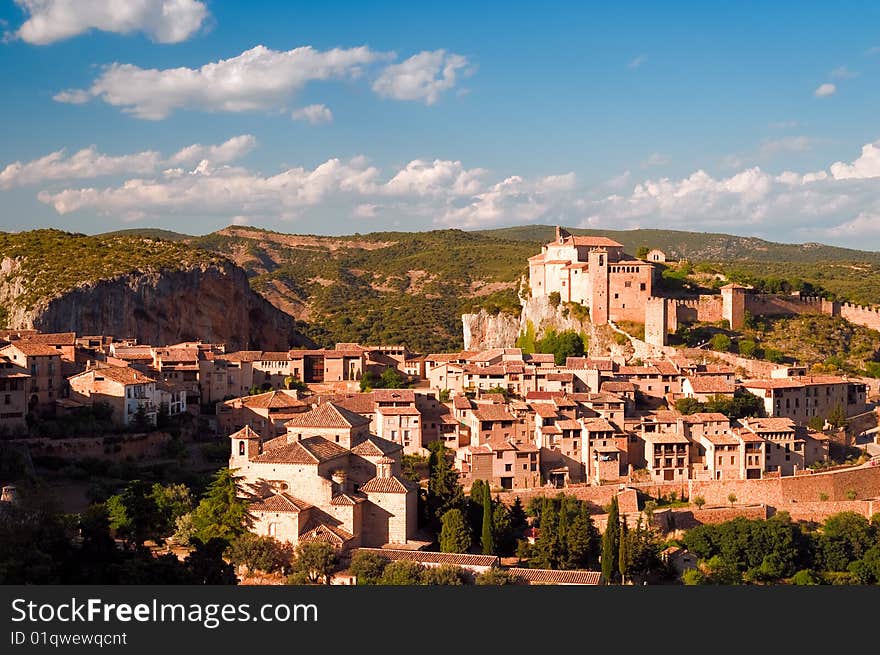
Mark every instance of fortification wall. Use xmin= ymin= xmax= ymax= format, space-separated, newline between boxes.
xmin=745 ymin=294 xmax=827 ymax=317
xmin=672 ymin=296 xmax=723 ymax=325
xmin=840 ymin=302 xmax=880 ymax=332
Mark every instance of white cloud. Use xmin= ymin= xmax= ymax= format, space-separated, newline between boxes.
xmin=372 ymin=50 xmax=470 ymax=105
xmin=166 ymin=135 xmax=257 ymax=166
xmin=628 ymin=55 xmax=647 ymax=70
xmin=353 ymin=203 xmax=379 ymax=218
xmin=829 ymin=141 xmax=880 ymax=179
xmin=291 ymin=104 xmax=333 ymax=124
xmin=814 ymin=83 xmax=837 ymax=97
xmin=61 ymin=44 xmax=389 ymax=119
xmin=641 ymin=152 xmax=670 ymax=168
xmin=12 ymin=0 xmax=208 ymax=45
xmin=52 ymin=89 xmax=91 ymax=104
xmin=383 ymin=159 xmax=486 ymax=196
xmin=0 ymin=135 xmax=254 ymax=188
xmin=581 ymin=140 xmax=880 ymax=244
xmin=829 ymin=66 xmax=859 ymax=79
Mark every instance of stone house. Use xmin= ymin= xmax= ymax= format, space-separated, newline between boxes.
xmin=68 ymin=364 xmax=158 ymax=427
xmin=0 ymin=354 xmax=29 ymax=433
xmin=0 ymin=342 xmax=63 ymax=412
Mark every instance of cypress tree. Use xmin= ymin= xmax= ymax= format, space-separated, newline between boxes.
xmin=439 ymin=509 xmax=472 ymax=553
xmin=428 ymin=441 xmax=464 ymax=525
xmin=481 ymin=484 xmax=495 ymax=555
xmin=618 ymin=517 xmax=629 ymax=584
xmin=601 ymin=496 xmax=620 ymax=583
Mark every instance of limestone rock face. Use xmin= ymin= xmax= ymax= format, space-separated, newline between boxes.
xmin=462 ymin=309 xmax=521 ymax=350
xmin=1 ymin=261 xmax=312 ymax=351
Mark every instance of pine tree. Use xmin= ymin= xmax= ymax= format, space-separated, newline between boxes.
xmin=189 ymin=468 xmax=247 ymax=543
xmin=557 ymin=496 xmax=571 ymax=568
xmin=509 ymin=496 xmax=528 ymax=539
xmin=618 ymin=516 xmax=629 ymax=584
xmin=601 ymin=496 xmax=620 ymax=584
xmin=565 ymin=503 xmax=596 ymax=569
xmin=481 ymin=485 xmax=495 ymax=555
xmin=532 ymin=496 xmax=560 ymax=568
xmin=492 ymin=499 xmax=514 ymax=556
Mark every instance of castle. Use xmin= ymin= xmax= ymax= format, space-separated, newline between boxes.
xmin=528 ymin=227 xmax=880 ymax=347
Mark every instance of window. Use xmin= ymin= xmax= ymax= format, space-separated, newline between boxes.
xmin=624 ymin=281 xmax=632 ymax=288
xmin=640 ymin=283 xmax=646 ymax=291
xmin=239 ymin=441 xmax=245 ymax=456
xmin=505 ymin=464 xmax=512 ymax=472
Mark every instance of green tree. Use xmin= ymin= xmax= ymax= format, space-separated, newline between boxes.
xmin=475 ymin=568 xmax=516 ymax=585
xmin=827 ymin=403 xmax=847 ymax=430
xmin=764 ymin=348 xmax=785 ymax=364
xmin=427 ymin=441 xmax=464 ymax=524
xmin=565 ymin=502 xmax=599 ymax=569
xmin=225 ymin=533 xmax=294 ymax=574
xmin=738 ymin=339 xmax=757 ymax=358
xmin=184 ymin=537 xmax=238 ymax=585
xmin=379 ymin=367 xmax=407 ymax=389
xmin=289 ymin=542 xmax=337 ymax=584
xmin=548 ymin=291 xmax=561 ymax=308
xmin=635 ymin=246 xmax=650 ymax=259
xmin=422 ymin=564 xmax=467 ymax=585
xmin=532 ymin=496 xmax=561 ymax=569
xmin=693 ymin=496 xmax=706 ymax=510
xmin=790 ymin=569 xmax=822 ymax=585
xmin=379 ymin=560 xmax=425 ymax=585
xmin=674 ymin=397 xmax=703 ymax=415
xmin=710 ymin=334 xmax=732 ymax=352
xmin=283 ymin=376 xmax=307 ymax=392
xmin=106 ymin=480 xmax=163 ymax=547
xmin=150 ymin=482 xmax=194 ymax=538
xmin=481 ymin=485 xmax=495 ymax=555
xmin=601 ymin=496 xmax=620 ymax=584
xmin=492 ymin=501 xmax=515 ymax=556
xmin=349 ymin=551 xmax=388 ymax=585
xmin=440 ymin=508 xmax=472 ymax=553
xmin=618 ymin=517 xmax=630 ymax=583
xmin=189 ymin=468 xmax=247 ymax=543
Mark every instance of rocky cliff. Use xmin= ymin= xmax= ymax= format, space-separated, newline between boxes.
xmin=462 ymin=309 xmax=521 ymax=350
xmin=1 ymin=259 xmax=312 ymax=351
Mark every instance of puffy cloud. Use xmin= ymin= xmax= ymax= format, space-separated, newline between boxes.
xmin=0 ymin=135 xmax=254 ymax=188
xmin=372 ymin=50 xmax=470 ymax=105
xmin=829 ymin=141 xmax=880 ymax=180
xmin=814 ymin=83 xmax=837 ymax=97
xmin=12 ymin=0 xmax=208 ymax=45
xmin=166 ymin=135 xmax=257 ymax=166
xmin=52 ymin=89 xmax=90 ymax=104
xmin=382 ymin=159 xmax=486 ymax=196
xmin=62 ymin=45 xmax=388 ymax=119
xmin=291 ymin=104 xmax=333 ymax=124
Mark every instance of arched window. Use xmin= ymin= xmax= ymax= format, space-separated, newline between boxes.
xmin=239 ymin=441 xmax=245 ymax=456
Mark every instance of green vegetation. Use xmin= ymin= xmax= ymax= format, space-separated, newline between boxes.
xmin=359 ymin=367 xmax=408 ymax=391
xmin=439 ymin=508 xmax=472 ymax=553
xmin=0 ymin=229 xmax=222 ymax=311
xmin=673 ymin=389 xmax=766 ymax=420
xmin=287 ymin=542 xmax=337 ymax=584
xmin=518 ymin=328 xmax=586 ymax=364
xmin=226 ymin=533 xmax=294 ymax=574
xmin=681 ymin=512 xmax=880 ymax=584
xmin=427 ymin=441 xmax=465 ymax=527
xmin=525 ymin=494 xmax=601 ymax=571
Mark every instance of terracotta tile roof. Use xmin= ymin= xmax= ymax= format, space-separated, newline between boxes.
xmin=583 ymin=418 xmax=616 ymax=432
xmin=82 ymin=365 xmax=156 ymax=386
xmin=252 ymin=436 xmax=348 ymax=464
xmin=371 ymin=389 xmax=416 ymax=403
xmin=360 ymin=475 xmax=417 ymax=494
xmin=299 ymin=521 xmax=353 ymax=545
xmin=330 ymin=492 xmax=366 ymax=506
xmin=685 ymin=376 xmax=736 ymax=394
xmin=645 ymin=360 xmax=679 ymax=375
xmin=600 ymin=381 xmax=636 ymax=393
xmin=249 ymin=493 xmax=312 ymax=513
xmin=20 ymin=332 xmax=75 ymax=346
xmin=330 ymin=393 xmax=376 ymax=414
xmin=743 ymin=417 xmax=796 ymax=432
xmin=472 ymin=405 xmax=517 ymax=422
xmin=733 ymin=428 xmax=764 ymax=443
xmin=525 ymin=391 xmax=557 ymax=401
xmin=741 ymin=379 xmax=802 ymax=390
xmin=617 ymin=365 xmax=662 ymax=376
xmin=643 ymin=431 xmax=690 ymax=444
xmin=525 ymin=353 xmax=556 ymax=364
xmin=533 ymin=404 xmax=559 ymax=418
xmin=354 ymin=548 xmax=499 ymax=568
xmin=486 ymin=438 xmax=515 ymax=451
xmin=702 ymin=432 xmax=740 ymax=446
xmin=228 ymin=425 xmax=261 ymax=440
xmin=155 ymin=347 xmax=200 ymax=361
xmin=681 ymin=412 xmax=729 ymax=423
xmin=284 ymin=401 xmax=371 ymax=429
xmin=478 ymin=392 xmax=508 ymax=404
xmin=259 ymin=351 xmax=291 ymax=361
xmin=541 ymin=425 xmax=562 ymax=435
xmin=556 ymin=419 xmax=582 ymax=430
xmin=240 ymin=390 xmax=307 ymax=410
xmin=565 ymin=357 xmax=615 ymax=370
xmin=564 ymin=235 xmax=623 ymax=248
xmin=453 ymin=396 xmax=472 ymax=410
xmin=376 ymin=406 xmax=420 ymax=416
xmin=2 ymin=342 xmax=61 ymax=357
xmin=547 ymin=373 xmax=574 ymax=382
xmin=221 ymin=350 xmax=264 ymax=362
xmin=350 ymin=436 xmax=402 ymax=457
xmin=467 ymin=349 xmax=506 ymax=363
xmin=508 ymin=568 xmax=602 ymax=585
xmin=552 ymin=395 xmax=578 ymax=408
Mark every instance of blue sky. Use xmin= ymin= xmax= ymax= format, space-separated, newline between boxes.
xmin=1 ymin=1 xmax=879 ymax=248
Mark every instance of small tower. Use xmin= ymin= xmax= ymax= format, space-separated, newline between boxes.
xmin=720 ymin=284 xmax=747 ymax=330
xmin=376 ymin=456 xmax=395 ymax=479
xmin=229 ymin=425 xmax=261 ymax=468
xmin=588 ymin=248 xmax=610 ymax=325
xmin=644 ymin=297 xmax=668 ymax=346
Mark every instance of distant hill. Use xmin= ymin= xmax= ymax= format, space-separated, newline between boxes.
xmin=4 ymin=224 xmax=880 ymax=353
xmin=475 ymin=225 xmax=880 ymax=264
xmin=98 ymin=228 xmax=192 ymax=242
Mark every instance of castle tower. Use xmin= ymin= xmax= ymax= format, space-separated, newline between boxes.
xmin=644 ymin=297 xmax=668 ymax=346
xmin=588 ymin=248 xmax=609 ymax=325
xmin=721 ymin=284 xmax=747 ymax=330
xmin=228 ymin=424 xmax=262 ymax=468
